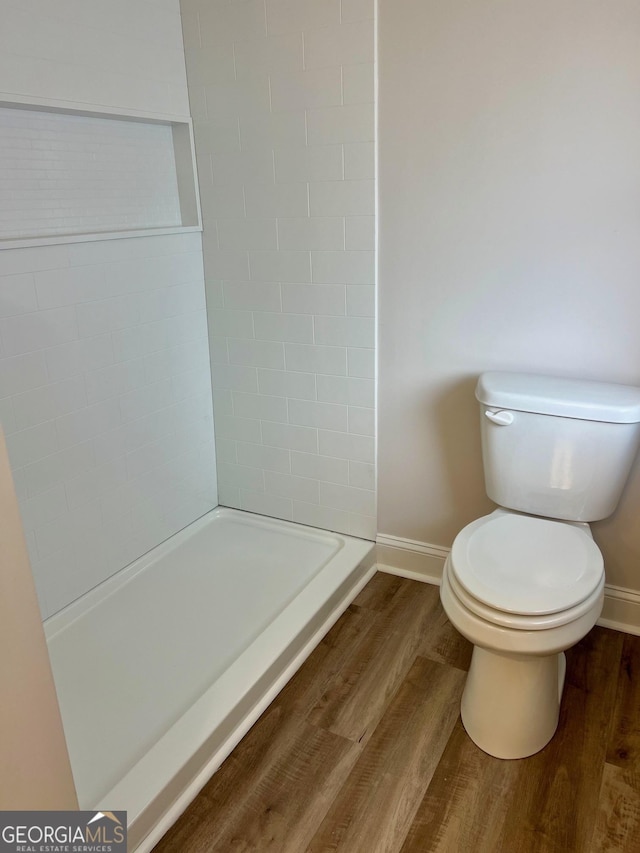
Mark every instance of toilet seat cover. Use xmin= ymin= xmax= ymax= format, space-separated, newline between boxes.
xmin=451 ymin=514 xmax=604 ymax=616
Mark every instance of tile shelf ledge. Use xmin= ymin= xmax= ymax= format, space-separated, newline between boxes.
xmin=0 ymin=225 xmax=203 ymax=252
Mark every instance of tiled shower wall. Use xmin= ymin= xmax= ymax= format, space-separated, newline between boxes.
xmin=1 ymin=0 xmax=218 ymax=620
xmin=180 ymin=0 xmax=377 ymax=539
xmin=0 ymin=234 xmax=217 ymax=618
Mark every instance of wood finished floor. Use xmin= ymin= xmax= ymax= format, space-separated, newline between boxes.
xmin=153 ymin=573 xmax=640 ymax=852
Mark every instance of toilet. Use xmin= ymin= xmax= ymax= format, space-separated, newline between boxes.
xmin=441 ymin=371 xmax=640 ymax=759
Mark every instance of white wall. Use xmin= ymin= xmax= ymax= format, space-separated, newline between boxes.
xmin=181 ymin=0 xmax=377 ymax=540
xmin=378 ymin=0 xmax=640 ymax=590
xmin=0 ymin=1 xmax=217 ymax=617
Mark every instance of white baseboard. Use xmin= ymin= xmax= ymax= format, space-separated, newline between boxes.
xmin=376 ymin=534 xmax=640 ymax=637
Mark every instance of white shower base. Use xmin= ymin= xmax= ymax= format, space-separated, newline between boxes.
xmin=44 ymin=507 xmax=375 ymax=851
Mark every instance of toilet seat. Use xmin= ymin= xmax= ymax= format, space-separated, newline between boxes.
xmin=446 ymin=557 xmax=605 ymax=630
xmin=450 ymin=512 xmax=604 ymax=617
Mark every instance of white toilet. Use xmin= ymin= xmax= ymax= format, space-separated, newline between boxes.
xmin=441 ymin=371 xmax=640 ymax=759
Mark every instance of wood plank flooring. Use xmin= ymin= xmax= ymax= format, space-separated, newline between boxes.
xmin=153 ymin=573 xmax=640 ymax=853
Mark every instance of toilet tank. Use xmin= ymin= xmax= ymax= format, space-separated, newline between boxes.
xmin=476 ymin=372 xmax=640 ymax=522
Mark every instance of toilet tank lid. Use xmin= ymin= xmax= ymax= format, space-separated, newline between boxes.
xmin=476 ymin=371 xmax=640 ymax=423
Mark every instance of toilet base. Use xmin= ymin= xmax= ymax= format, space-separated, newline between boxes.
xmin=461 ymin=646 xmax=566 ymax=759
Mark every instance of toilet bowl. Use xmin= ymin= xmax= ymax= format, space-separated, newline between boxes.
xmin=441 ymin=509 xmax=605 ymax=759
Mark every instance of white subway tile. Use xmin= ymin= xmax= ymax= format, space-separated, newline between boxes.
xmin=274 ymin=145 xmax=343 ymax=183
xmin=222 ymin=281 xmax=282 ymax=312
xmin=34 ymin=265 xmax=107 ymax=309
xmin=203 ymin=77 xmax=271 ymax=122
xmin=346 ymin=284 xmax=375 ymax=317
xmin=200 ymin=183 xmax=246 ymax=220
xmin=206 ymin=279 xmax=224 ymax=309
xmin=211 ymin=363 xmax=259 ymax=393
xmin=312 ymin=250 xmax=375 ymax=285
xmin=0 ymin=397 xmax=16 ymax=435
xmin=0 ymin=351 xmax=48 ymax=397
xmin=244 ymin=183 xmax=309 ymax=218
xmin=343 ymin=62 xmax=375 ymax=104
xmin=316 ymin=375 xmax=375 ymax=407
xmin=56 ymin=397 xmax=121 ymax=449
xmin=18 ymin=484 xmax=68 ymax=532
xmin=228 ymin=338 xmax=285 ymax=369
xmin=112 ymin=322 xmax=169 ymax=362
xmin=45 ymin=335 xmax=115 ymax=382
xmin=348 ymin=512 xmax=376 ymax=539
xmin=66 ymin=457 xmax=128 ymax=509
xmin=85 ymin=358 xmax=147 ymax=404
xmin=137 ymin=284 xmax=206 ymax=324
xmin=206 ymin=335 xmax=228 ymax=363
xmin=253 ymin=312 xmax=314 ymax=343
xmin=119 ymin=378 xmax=173 ymax=423
xmin=257 ymin=368 xmax=316 ymax=400
xmin=262 ymin=420 xmax=318 ymax=453
xmin=212 ymin=389 xmax=234 ymax=417
xmin=347 ymin=347 xmax=375 ymax=379
xmin=199 ymin=0 xmax=266 ymax=46
xmin=211 ymin=148 xmax=275 ymax=185
xmin=237 ymin=441 xmax=291 ymax=473
xmin=345 ymin=216 xmax=375 ymax=250
xmin=318 ymin=428 xmax=374 ymax=462
xmin=0 ymin=242 xmax=68 ymax=277
xmin=270 ymin=67 xmax=342 ymax=112
xmin=344 ymin=142 xmax=375 ymax=180
xmin=314 ymin=315 xmax=374 ymax=347
xmin=240 ymin=489 xmax=293 ymax=520
xmin=266 ymin=0 xmax=340 ymax=36
xmin=194 ymin=120 xmax=241 ymax=154
xmin=0 ymin=273 xmax=38 ymax=317
xmin=234 ymin=32 xmax=303 ymax=80
xmin=281 ymin=283 xmax=345 ymax=316
xmin=303 ymin=21 xmax=373 ymax=70
xmin=216 ymin=438 xmax=238 ymax=464
xmin=12 ymin=375 xmax=87 ymax=431
xmin=233 ymin=392 xmax=288 ymax=422
xmin=319 ymin=481 xmax=375 ymax=515
xmin=291 ymin=450 xmax=349 ymax=484
xmin=249 ymin=251 xmax=311 ymax=283
xmin=215 ymin=413 xmax=262 ymax=443
xmin=208 ymin=308 xmax=255 ymax=338
xmin=284 ymin=343 xmax=347 ymax=375
xmin=217 ymin=218 xmax=278 ymax=251
xmin=349 ymin=460 xmax=375 ymax=490
xmin=22 ymin=440 xmax=95 ymax=498
xmin=77 ymin=295 xmax=140 ymax=338
xmin=288 ymin=398 xmax=348 ymax=431
xmin=1 ymin=306 xmax=78 ymax=356
xmin=307 ymin=104 xmax=374 ymax=145
xmin=278 ymin=218 xmax=344 ymax=251
xmin=240 ymin=110 xmax=306 ymax=150
xmin=291 ymin=500 xmax=349 ymax=534
xmin=203 ymin=248 xmax=250 ymax=281
xmin=218 ymin=461 xmax=265 ymax=492
xmin=309 ymin=180 xmax=375 ymax=216
xmin=5 ymin=420 xmax=58 ymax=469
xmin=264 ymin=470 xmax=319 ymax=503
xmin=348 ymin=405 xmax=375 ymax=436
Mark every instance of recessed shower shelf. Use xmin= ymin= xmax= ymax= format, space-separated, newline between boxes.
xmin=0 ymin=96 xmax=202 ymax=250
